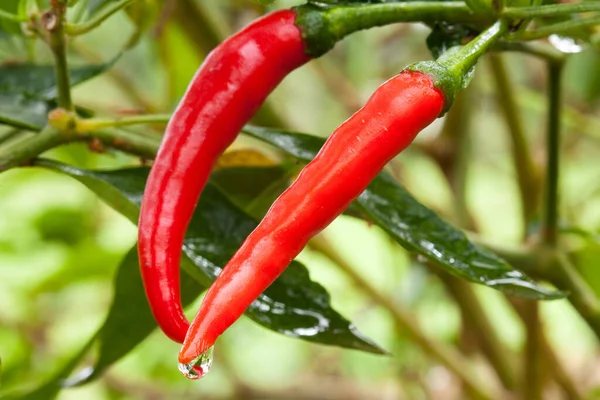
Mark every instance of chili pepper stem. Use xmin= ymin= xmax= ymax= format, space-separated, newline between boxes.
xmin=439 ymin=20 xmax=508 ymax=82
xmin=295 ymin=2 xmax=485 ymax=57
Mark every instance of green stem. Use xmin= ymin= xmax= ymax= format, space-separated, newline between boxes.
xmin=64 ymin=0 xmax=133 ymax=36
xmin=0 ymin=9 xmax=24 ymax=22
xmin=503 ymin=3 xmax=600 ymax=18
xmin=88 ymin=129 xmax=160 ymax=158
xmin=310 ymin=235 xmax=496 ymax=400
xmin=46 ymin=6 xmax=73 ymax=110
xmin=442 ymin=90 xmax=475 ymax=229
xmin=550 ymin=253 xmax=600 ymax=338
xmin=516 ymin=16 xmax=600 ymax=41
xmin=296 ymin=2 xmax=484 ymax=56
xmin=493 ymin=41 xmax=565 ymax=64
xmin=542 ymin=62 xmax=563 ymax=246
xmin=0 ymin=126 xmax=161 ymax=172
xmin=0 ymin=128 xmax=68 ymax=172
xmin=0 ymin=129 xmax=25 ymax=147
xmin=434 ymin=271 xmax=518 ymax=390
xmin=488 ymin=54 xmax=539 ymax=229
xmin=464 ymin=0 xmax=494 ymax=14
xmin=441 ymin=20 xmax=508 ymax=79
xmin=77 ymin=114 xmax=171 ymax=132
xmin=522 ymin=302 xmax=543 ymax=400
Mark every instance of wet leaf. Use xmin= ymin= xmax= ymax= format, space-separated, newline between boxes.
xmin=33 ymin=159 xmax=384 ymax=376
xmin=241 ymin=125 xmax=565 ymax=300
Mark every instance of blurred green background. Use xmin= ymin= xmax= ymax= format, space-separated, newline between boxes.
xmin=1 ymin=0 xmax=600 ymax=399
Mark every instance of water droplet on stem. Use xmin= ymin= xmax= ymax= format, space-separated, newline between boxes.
xmin=548 ymin=34 xmax=585 ymax=54
xmin=178 ymin=346 xmax=214 ymax=380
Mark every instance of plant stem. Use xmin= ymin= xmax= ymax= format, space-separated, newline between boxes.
xmin=88 ymin=129 xmax=160 ymax=158
xmin=46 ymin=5 xmax=73 ymax=111
xmin=0 ymin=126 xmax=161 ymax=172
xmin=516 ymin=16 xmax=600 ymax=41
xmin=434 ymin=271 xmax=518 ymax=390
xmin=0 ymin=128 xmax=68 ymax=172
xmin=326 ymin=2 xmax=484 ymax=38
xmin=441 ymin=20 xmax=508 ymax=80
xmin=503 ymin=2 xmax=600 ymax=18
xmin=438 ymin=90 xmax=476 ymax=229
xmin=542 ymin=62 xmax=563 ymax=246
xmin=310 ymin=234 xmax=496 ymax=400
xmin=550 ymin=254 xmax=600 ymax=337
xmin=77 ymin=114 xmax=171 ymax=132
xmin=493 ymin=41 xmax=565 ymax=65
xmin=522 ymin=301 xmax=543 ymax=400
xmin=0 ymin=9 xmax=23 ymax=22
xmin=0 ymin=129 xmax=26 ymax=147
xmin=508 ymin=298 xmax=583 ymax=399
xmin=64 ymin=0 xmax=134 ymax=35
xmin=488 ymin=54 xmax=540 ymax=228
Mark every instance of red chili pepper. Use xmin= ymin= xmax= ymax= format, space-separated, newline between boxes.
xmin=179 ymin=70 xmax=445 ymax=366
xmin=138 ymin=9 xmax=311 ymax=344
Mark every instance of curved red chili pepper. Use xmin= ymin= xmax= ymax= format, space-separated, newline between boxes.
xmin=138 ymin=9 xmax=311 ymax=344
xmin=179 ymin=71 xmax=445 ymax=365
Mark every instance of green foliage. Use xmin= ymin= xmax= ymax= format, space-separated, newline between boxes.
xmin=0 ymin=0 xmax=599 ymax=399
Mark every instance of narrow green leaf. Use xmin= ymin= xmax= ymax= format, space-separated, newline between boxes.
xmin=241 ymin=125 xmax=566 ymax=300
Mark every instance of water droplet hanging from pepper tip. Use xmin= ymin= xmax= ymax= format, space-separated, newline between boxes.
xmin=178 ymin=346 xmax=214 ymax=380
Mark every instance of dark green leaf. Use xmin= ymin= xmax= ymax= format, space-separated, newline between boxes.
xmin=35 ymin=160 xmax=384 ymax=366
xmin=241 ymin=125 xmax=566 ymax=300
xmin=212 ymin=165 xmax=291 ymax=218
xmin=0 ymin=59 xmax=118 ymax=130
xmin=0 ymin=62 xmax=117 ymax=98
xmin=0 ymin=94 xmax=51 ymax=130
xmin=64 ymin=247 xmax=205 ymax=386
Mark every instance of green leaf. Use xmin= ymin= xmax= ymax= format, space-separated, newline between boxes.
xmin=0 ymin=340 xmax=93 ymax=400
xmin=34 ymin=160 xmax=384 ymax=364
xmin=0 ymin=95 xmax=51 ymax=130
xmin=0 ymin=62 xmax=117 ymax=98
xmin=64 ymin=246 xmax=205 ymax=386
xmin=241 ymin=125 xmax=566 ymax=301
xmin=0 ymin=60 xmax=118 ymax=130
xmin=212 ymin=165 xmax=292 ymax=219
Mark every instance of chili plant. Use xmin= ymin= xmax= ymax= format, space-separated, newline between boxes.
xmin=0 ymin=0 xmax=599 ymax=399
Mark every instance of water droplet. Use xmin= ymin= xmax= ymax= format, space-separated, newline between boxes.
xmin=178 ymin=346 xmax=214 ymax=380
xmin=548 ymin=35 xmax=585 ymax=54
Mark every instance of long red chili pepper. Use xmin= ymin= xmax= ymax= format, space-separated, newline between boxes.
xmin=178 ymin=70 xmax=445 ymax=367
xmin=138 ymin=9 xmax=311 ymax=344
